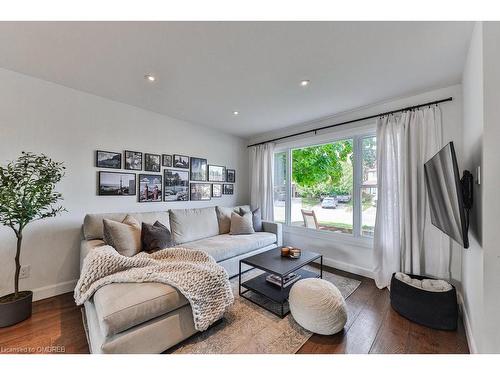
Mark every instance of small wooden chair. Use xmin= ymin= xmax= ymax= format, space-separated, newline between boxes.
xmin=301 ymin=209 xmax=320 ymax=229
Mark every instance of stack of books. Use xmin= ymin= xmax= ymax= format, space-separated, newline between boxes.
xmin=265 ymin=273 xmax=301 ymax=288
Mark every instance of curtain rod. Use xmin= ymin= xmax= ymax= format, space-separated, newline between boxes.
xmin=247 ymin=97 xmax=453 ymax=148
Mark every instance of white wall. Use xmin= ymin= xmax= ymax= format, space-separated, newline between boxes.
xmin=250 ymin=84 xmax=464 ymax=281
xmin=0 ymin=68 xmax=250 ymax=301
xmin=460 ymin=21 xmax=500 ymax=354
xmin=481 ymin=21 xmax=500 ymax=353
xmin=461 ymin=21 xmax=484 ymax=354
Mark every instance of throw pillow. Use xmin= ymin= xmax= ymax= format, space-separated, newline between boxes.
xmin=216 ymin=206 xmax=244 ymax=234
xmin=240 ymin=207 xmax=263 ymax=232
xmin=103 ymin=215 xmax=142 ymax=257
xmin=229 ymin=211 xmax=255 ymax=235
xmin=141 ymin=221 xmax=175 ymax=253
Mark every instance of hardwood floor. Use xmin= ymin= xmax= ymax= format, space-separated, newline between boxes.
xmin=0 ymin=269 xmax=468 ymax=354
xmin=0 ymin=292 xmax=89 ymax=354
xmin=298 ymin=269 xmax=469 ymax=354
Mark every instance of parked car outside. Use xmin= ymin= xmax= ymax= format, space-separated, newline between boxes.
xmin=336 ymin=194 xmax=351 ymax=203
xmin=321 ymin=197 xmax=337 ymax=209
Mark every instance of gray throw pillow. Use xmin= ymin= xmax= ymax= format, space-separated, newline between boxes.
xmin=103 ymin=215 xmax=142 ymax=257
xmin=141 ymin=221 xmax=175 ymax=253
xmin=230 ymin=211 xmax=255 ymax=235
xmin=240 ymin=207 xmax=263 ymax=232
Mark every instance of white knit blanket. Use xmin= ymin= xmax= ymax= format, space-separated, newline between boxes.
xmin=74 ymin=245 xmax=234 ymax=331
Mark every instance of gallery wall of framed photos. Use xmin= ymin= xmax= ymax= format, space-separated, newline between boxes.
xmin=95 ymin=150 xmax=236 ymax=202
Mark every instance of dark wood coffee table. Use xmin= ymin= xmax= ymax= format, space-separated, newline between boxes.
xmin=238 ymin=247 xmax=322 ymax=318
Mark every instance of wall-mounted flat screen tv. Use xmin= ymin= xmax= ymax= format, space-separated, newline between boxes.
xmin=424 ymin=141 xmax=469 ymax=248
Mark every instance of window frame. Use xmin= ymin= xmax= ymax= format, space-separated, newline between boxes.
xmin=359 ymin=135 xmax=378 ymax=237
xmin=273 ymin=122 xmax=376 ymax=244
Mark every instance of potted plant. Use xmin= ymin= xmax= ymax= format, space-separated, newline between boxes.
xmin=0 ymin=152 xmax=65 ymax=327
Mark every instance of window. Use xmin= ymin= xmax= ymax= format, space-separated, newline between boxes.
xmin=273 ymin=132 xmax=377 ymax=238
xmin=291 ymin=139 xmax=354 ymax=234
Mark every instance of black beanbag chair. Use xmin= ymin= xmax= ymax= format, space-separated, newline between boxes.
xmin=390 ymin=273 xmax=458 ymax=331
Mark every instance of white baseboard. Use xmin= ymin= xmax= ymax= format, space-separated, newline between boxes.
xmin=457 ymin=291 xmax=478 ymax=354
xmin=32 ymin=279 xmax=77 ymax=302
xmin=315 ymin=256 xmax=374 ymax=279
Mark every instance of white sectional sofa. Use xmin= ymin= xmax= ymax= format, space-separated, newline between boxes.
xmin=79 ymin=205 xmax=282 ymax=354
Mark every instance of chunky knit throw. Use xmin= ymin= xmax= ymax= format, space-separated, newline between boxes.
xmin=74 ymin=245 xmax=234 ymax=331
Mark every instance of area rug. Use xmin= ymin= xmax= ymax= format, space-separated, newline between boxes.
xmin=168 ymin=267 xmax=361 ymax=354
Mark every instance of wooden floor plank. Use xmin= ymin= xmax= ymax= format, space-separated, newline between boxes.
xmin=369 ymin=305 xmax=411 ymax=354
xmin=0 ymin=268 xmax=468 ymax=355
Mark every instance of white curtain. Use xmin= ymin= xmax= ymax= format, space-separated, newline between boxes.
xmin=249 ymin=143 xmax=275 ymax=221
xmin=374 ymin=106 xmax=449 ymax=289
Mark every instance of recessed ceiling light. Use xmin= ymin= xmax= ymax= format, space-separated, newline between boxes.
xmin=144 ymin=74 xmax=156 ymax=82
xmin=300 ymin=80 xmax=310 ymax=87
xmin=232 ymin=111 xmax=240 ymax=116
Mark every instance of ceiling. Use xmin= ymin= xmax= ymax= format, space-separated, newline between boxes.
xmin=0 ymin=22 xmax=473 ymax=138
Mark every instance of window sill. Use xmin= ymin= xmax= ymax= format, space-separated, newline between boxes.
xmin=282 ymin=224 xmax=374 ymax=249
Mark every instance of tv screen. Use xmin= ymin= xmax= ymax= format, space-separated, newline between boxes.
xmin=424 ymin=142 xmax=469 ymax=248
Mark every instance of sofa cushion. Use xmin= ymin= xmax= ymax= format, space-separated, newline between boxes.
xmin=169 ymin=207 xmax=219 ymax=244
xmin=83 ymin=211 xmax=170 ymax=240
xmin=229 ymin=211 xmax=255 ymax=235
xmin=141 ymin=221 xmax=175 ymax=253
xmin=103 ymin=215 xmax=142 ymax=257
xmin=93 ymin=282 xmax=189 ymax=337
xmin=241 ymin=207 xmax=263 ymax=232
xmin=182 ymin=232 xmax=277 ymax=262
xmin=216 ymin=205 xmax=251 ymax=234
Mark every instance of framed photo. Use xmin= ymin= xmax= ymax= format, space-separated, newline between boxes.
xmin=98 ymin=171 xmax=136 ymax=196
xmin=162 ymin=154 xmax=173 ymax=167
xmin=164 ymin=169 xmax=189 ymax=201
xmin=144 ymin=153 xmax=161 ymax=172
xmin=124 ymin=150 xmax=142 ymax=170
xmin=190 ymin=183 xmax=211 ymax=201
xmin=223 ymin=184 xmax=234 ymax=195
xmin=139 ymin=174 xmax=162 ymax=202
xmin=212 ymin=184 xmax=222 ymax=198
xmin=173 ymin=154 xmax=189 ymax=169
xmin=96 ymin=150 xmax=121 ymax=169
xmin=226 ymin=169 xmax=236 ymax=183
xmin=208 ymin=165 xmax=226 ymax=182
xmin=190 ymin=157 xmax=208 ymax=181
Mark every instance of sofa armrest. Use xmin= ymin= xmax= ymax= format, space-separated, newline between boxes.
xmin=80 ymin=239 xmax=105 ymax=273
xmin=262 ymin=221 xmax=283 ymax=246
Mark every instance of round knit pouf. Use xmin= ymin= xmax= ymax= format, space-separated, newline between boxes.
xmin=289 ymin=278 xmax=347 ymax=335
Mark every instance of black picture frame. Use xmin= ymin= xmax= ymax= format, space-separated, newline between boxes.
xmin=190 ymin=157 xmax=208 ymax=181
xmin=212 ymin=183 xmax=222 ymax=198
xmin=208 ymin=165 xmax=226 ymax=182
xmin=164 ymin=169 xmax=189 ymax=201
xmin=124 ymin=150 xmax=142 ymax=170
xmin=162 ymin=154 xmax=173 ymax=168
xmin=96 ymin=150 xmax=121 ymax=169
xmin=190 ymin=183 xmax=211 ymax=201
xmin=138 ymin=174 xmax=162 ymax=202
xmin=223 ymin=184 xmax=234 ymax=195
xmin=144 ymin=153 xmax=161 ymax=172
xmin=98 ymin=171 xmax=136 ymax=196
xmin=173 ymin=154 xmax=190 ymax=169
xmin=226 ymin=169 xmax=236 ymax=183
